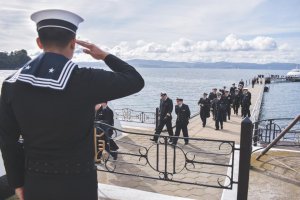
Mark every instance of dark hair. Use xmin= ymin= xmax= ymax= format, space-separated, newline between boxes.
xmin=38 ymin=27 xmax=75 ymax=48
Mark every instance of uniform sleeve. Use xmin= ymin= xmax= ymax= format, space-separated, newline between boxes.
xmin=186 ymin=105 xmax=191 ymax=119
xmin=175 ymin=106 xmax=179 ymax=115
xmin=0 ymin=85 xmax=24 ymax=189
xmin=169 ymin=100 xmax=173 ymax=114
xmin=109 ymin=109 xmax=114 ymax=126
xmin=85 ymin=54 xmax=144 ymax=104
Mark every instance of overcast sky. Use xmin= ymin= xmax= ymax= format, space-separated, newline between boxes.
xmin=0 ymin=0 xmax=299 ymax=63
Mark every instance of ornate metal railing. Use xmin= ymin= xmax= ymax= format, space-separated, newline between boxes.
xmin=253 ymin=118 xmax=300 ymax=147
xmin=94 ymin=117 xmax=253 ymax=199
xmin=114 ymin=108 xmax=157 ymax=124
xmin=94 ymin=121 xmax=236 ymax=189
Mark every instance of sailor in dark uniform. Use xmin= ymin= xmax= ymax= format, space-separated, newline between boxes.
xmin=198 ymin=93 xmax=210 ymax=127
xmin=223 ymin=90 xmax=232 ymax=121
xmin=212 ymin=92 xmax=226 ymax=130
xmin=239 ymin=79 xmax=245 ymax=87
xmin=230 ymin=83 xmax=236 ymax=96
xmin=172 ymin=98 xmax=190 ymax=145
xmin=151 ymin=92 xmax=174 ymax=143
xmin=95 ymin=102 xmax=118 ymax=160
xmin=208 ymin=88 xmax=217 ymax=120
xmin=232 ymin=89 xmax=241 ymax=115
xmin=0 ymin=9 xmax=144 ymax=200
xmin=241 ymin=88 xmax=252 ymax=118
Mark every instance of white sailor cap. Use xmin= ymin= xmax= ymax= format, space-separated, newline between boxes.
xmin=243 ymin=87 xmax=249 ymax=90
xmin=31 ymin=9 xmax=84 ymax=34
xmin=160 ymin=91 xmax=167 ymax=96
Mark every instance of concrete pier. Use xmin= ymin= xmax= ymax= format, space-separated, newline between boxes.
xmin=97 ymin=83 xmax=268 ymax=200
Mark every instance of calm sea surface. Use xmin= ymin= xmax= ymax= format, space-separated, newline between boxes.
xmin=1 ymin=68 xmax=298 ymax=120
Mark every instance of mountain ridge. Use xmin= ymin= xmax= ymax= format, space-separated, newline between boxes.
xmin=78 ymin=59 xmax=299 ymax=70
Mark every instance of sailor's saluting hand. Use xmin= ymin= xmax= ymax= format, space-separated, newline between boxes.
xmin=76 ymin=39 xmax=109 ymax=60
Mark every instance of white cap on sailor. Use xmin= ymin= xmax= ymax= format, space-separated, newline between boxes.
xmin=31 ymin=9 xmax=84 ymax=34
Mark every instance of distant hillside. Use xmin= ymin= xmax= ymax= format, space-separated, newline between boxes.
xmin=126 ymin=59 xmax=298 ymax=70
xmin=77 ymin=59 xmax=298 ymax=70
xmin=0 ymin=50 xmax=31 ymax=69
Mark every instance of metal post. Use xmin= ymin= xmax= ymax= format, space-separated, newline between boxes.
xmin=141 ymin=112 xmax=144 ymax=123
xmin=253 ymin=122 xmax=258 ymax=146
xmin=155 ymin=107 xmax=159 ymax=129
xmin=237 ymin=117 xmax=253 ymax=200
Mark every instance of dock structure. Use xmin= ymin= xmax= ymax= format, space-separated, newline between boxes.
xmin=98 ymin=81 xmax=300 ymax=200
xmin=97 ymin=83 xmax=270 ymax=200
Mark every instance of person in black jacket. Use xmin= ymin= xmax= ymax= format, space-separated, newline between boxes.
xmin=230 ymin=83 xmax=236 ymax=96
xmin=151 ymin=92 xmax=174 ymax=143
xmin=0 ymin=9 xmax=144 ymax=200
xmin=223 ymin=90 xmax=232 ymax=121
xmin=208 ymin=88 xmax=217 ymax=120
xmin=241 ymin=88 xmax=252 ymax=118
xmin=232 ymin=89 xmax=241 ymax=115
xmin=212 ymin=92 xmax=226 ymax=130
xmin=95 ymin=102 xmax=119 ymax=160
xmin=198 ymin=93 xmax=210 ymax=127
xmin=172 ymin=98 xmax=190 ymax=145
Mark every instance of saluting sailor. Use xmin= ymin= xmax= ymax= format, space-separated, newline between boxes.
xmin=0 ymin=9 xmax=144 ymax=200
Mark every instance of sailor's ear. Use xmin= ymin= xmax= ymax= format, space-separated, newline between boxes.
xmin=70 ymin=38 xmax=76 ymax=50
xmin=36 ymin=38 xmax=43 ymax=49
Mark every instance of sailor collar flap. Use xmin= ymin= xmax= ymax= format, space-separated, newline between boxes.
xmin=5 ymin=52 xmax=77 ymax=90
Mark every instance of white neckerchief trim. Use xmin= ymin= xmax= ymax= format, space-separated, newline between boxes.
xmin=5 ymin=60 xmax=77 ymax=90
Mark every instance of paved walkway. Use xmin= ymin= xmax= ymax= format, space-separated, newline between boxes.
xmin=249 ymin=149 xmax=300 ymax=200
xmin=98 ymin=84 xmax=265 ymax=200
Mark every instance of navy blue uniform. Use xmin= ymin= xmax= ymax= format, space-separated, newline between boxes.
xmin=198 ymin=98 xmax=210 ymax=127
xmin=173 ymin=104 xmax=190 ymax=145
xmin=0 ymin=53 xmax=144 ymax=200
xmin=223 ymin=95 xmax=232 ymax=121
xmin=232 ymin=93 xmax=241 ymax=115
xmin=241 ymin=92 xmax=252 ymax=118
xmin=153 ymin=97 xmax=174 ymax=142
xmin=208 ymin=92 xmax=217 ymax=119
xmin=95 ymin=106 xmax=118 ymax=159
xmin=212 ymin=98 xmax=226 ymax=130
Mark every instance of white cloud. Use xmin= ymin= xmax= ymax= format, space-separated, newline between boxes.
xmin=72 ymin=34 xmax=299 ymax=63
xmin=0 ymin=0 xmax=299 ymax=63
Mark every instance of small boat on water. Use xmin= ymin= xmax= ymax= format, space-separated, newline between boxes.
xmin=286 ymin=68 xmax=300 ymax=82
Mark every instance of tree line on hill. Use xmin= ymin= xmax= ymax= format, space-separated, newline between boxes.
xmin=0 ymin=50 xmax=31 ymax=69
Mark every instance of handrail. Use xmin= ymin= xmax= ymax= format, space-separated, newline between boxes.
xmin=256 ymin=115 xmax=300 ymax=160
xmin=254 ymin=117 xmax=294 ymax=124
xmin=251 ymin=82 xmax=265 ymax=122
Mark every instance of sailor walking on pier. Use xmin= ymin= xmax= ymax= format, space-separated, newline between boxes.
xmin=232 ymin=89 xmax=241 ymax=115
xmin=208 ymin=88 xmax=217 ymax=120
xmin=151 ymin=92 xmax=174 ymax=143
xmin=241 ymin=88 xmax=252 ymax=118
xmin=198 ymin=93 xmax=210 ymax=127
xmin=230 ymin=83 xmax=236 ymax=96
xmin=223 ymin=90 xmax=232 ymax=121
xmin=172 ymin=98 xmax=190 ymax=145
xmin=0 ymin=9 xmax=144 ymax=200
xmin=212 ymin=92 xmax=226 ymax=130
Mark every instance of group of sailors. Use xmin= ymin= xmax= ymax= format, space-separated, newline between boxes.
xmin=199 ymin=80 xmax=252 ymax=130
xmin=150 ymin=92 xmax=191 ymax=145
xmin=95 ymin=80 xmax=252 ymax=156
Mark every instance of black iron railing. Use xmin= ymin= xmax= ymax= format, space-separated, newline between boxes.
xmin=253 ymin=118 xmax=300 ymax=147
xmin=94 ymin=118 xmax=253 ymax=200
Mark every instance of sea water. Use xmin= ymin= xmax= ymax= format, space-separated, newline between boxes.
xmin=0 ymin=68 xmax=296 ymax=119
